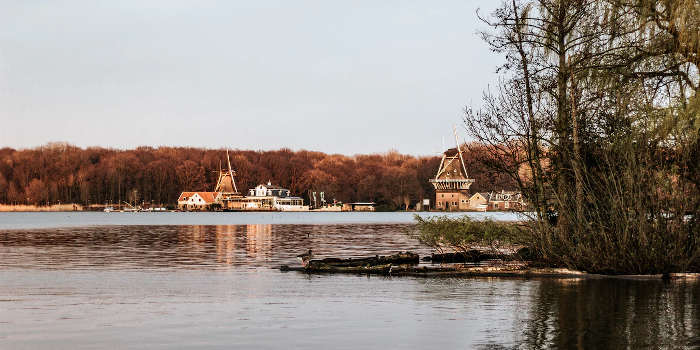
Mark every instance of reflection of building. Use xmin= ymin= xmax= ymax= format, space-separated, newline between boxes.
xmin=177 ymin=225 xmax=209 ymax=249
xmin=430 ymin=147 xmax=475 ymax=211
xmin=215 ymin=225 xmax=238 ymax=266
xmin=245 ymin=224 xmax=272 ymax=258
xmin=175 ymin=225 xmax=275 ymax=266
xmin=177 ymin=192 xmax=222 ymax=210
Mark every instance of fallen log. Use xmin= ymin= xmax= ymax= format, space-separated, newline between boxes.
xmin=308 ymin=251 xmax=419 ymax=267
xmin=423 ymin=248 xmax=530 ymax=263
xmin=279 ymin=263 xmax=599 ymax=278
xmin=281 ymin=263 xmax=394 ymax=275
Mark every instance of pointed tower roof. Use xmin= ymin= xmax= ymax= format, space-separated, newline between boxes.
xmin=213 ymin=150 xmax=240 ymax=194
xmin=429 ymin=127 xmax=474 ymax=191
xmin=434 ymin=148 xmax=470 ymax=180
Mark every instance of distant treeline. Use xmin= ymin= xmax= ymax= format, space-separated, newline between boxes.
xmin=0 ymin=143 xmax=515 ymax=209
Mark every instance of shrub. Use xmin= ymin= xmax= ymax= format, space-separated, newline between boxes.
xmin=409 ymin=214 xmax=524 ymax=255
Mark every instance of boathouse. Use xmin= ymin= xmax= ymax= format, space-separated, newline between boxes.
xmin=342 ymin=202 xmax=376 ymax=211
xmin=241 ymin=182 xmax=306 ymax=211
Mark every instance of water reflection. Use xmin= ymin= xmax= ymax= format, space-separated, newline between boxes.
xmin=245 ymin=224 xmax=272 ymax=259
xmin=215 ymin=225 xmax=236 ymax=265
xmin=0 ymin=224 xmax=427 ymax=270
xmin=0 ymin=224 xmax=698 ymax=349
xmin=520 ymin=278 xmax=700 ymax=349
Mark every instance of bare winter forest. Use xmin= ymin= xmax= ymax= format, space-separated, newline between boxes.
xmin=0 ymin=143 xmax=515 ymax=209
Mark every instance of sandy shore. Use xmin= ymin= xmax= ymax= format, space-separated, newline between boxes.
xmin=0 ymin=204 xmax=83 ymax=212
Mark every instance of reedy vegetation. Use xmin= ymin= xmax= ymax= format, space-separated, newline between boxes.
xmin=465 ymin=0 xmax=699 ymax=274
xmin=410 ymin=215 xmax=525 ymax=257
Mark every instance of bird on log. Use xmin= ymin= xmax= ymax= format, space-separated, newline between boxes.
xmin=297 ymin=249 xmax=313 ymax=267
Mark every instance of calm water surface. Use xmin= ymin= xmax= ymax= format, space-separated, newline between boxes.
xmin=0 ymin=213 xmax=698 ymax=349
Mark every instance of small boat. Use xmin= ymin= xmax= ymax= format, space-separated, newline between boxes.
xmin=103 ymin=207 xmax=114 ymax=212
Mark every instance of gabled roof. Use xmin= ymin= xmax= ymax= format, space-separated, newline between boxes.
xmin=178 ymin=191 xmax=220 ymax=204
xmin=178 ymin=192 xmax=196 ymax=202
xmin=469 ymin=192 xmax=489 ymax=200
xmin=196 ymin=192 xmax=221 ymax=203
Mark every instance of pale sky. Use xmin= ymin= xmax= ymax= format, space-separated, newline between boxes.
xmin=0 ymin=0 xmax=501 ymax=155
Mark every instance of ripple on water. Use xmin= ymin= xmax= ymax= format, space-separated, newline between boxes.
xmin=0 ymin=223 xmax=697 ymax=349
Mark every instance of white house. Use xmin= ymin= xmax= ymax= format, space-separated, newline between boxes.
xmin=245 ymin=182 xmax=307 ymax=211
xmin=177 ymin=192 xmax=222 ymax=211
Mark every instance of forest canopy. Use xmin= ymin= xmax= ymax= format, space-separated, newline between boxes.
xmin=0 ymin=143 xmax=515 ymax=209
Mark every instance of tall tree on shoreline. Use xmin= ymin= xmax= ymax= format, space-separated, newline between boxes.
xmin=466 ymin=0 xmax=699 ymax=273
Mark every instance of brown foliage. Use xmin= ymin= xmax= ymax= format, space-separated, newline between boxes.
xmin=25 ymin=179 xmax=48 ymax=205
xmin=0 ymin=145 xmax=516 ymax=209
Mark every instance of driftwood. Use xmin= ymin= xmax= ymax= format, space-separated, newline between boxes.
xmin=279 ymin=252 xmax=699 ymax=279
xmin=279 ymin=252 xmax=418 ymax=276
xmin=421 ymin=248 xmax=532 ymax=263
xmin=279 ymin=262 xmax=597 ymax=278
xmin=281 ymin=263 xmax=394 ymax=274
xmin=309 ymin=251 xmax=419 ymax=267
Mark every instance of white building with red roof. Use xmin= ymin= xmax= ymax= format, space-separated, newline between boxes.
xmin=177 ymin=192 xmax=222 ymax=211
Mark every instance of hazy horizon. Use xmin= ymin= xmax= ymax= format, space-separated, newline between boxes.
xmin=3 ymin=141 xmax=445 ymax=158
xmin=0 ymin=1 xmax=501 ymax=156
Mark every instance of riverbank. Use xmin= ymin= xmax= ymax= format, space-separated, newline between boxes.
xmin=280 ymin=252 xmax=700 ymax=279
xmin=281 ymin=263 xmax=700 ymax=280
xmin=0 ymin=204 xmax=83 ymax=212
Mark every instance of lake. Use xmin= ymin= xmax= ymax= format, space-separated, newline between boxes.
xmin=1 ymin=212 xmax=698 ymax=349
